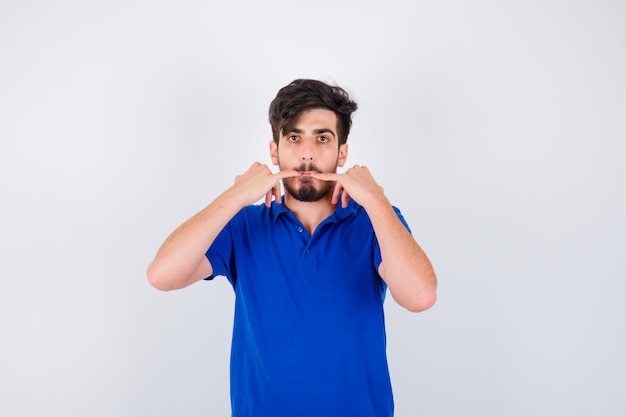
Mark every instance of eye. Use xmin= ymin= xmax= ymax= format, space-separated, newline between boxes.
xmin=318 ymin=136 xmax=329 ymax=143
xmin=287 ymin=135 xmax=299 ymax=142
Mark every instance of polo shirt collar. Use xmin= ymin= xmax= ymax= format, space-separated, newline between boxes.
xmin=271 ymin=196 xmax=357 ymax=222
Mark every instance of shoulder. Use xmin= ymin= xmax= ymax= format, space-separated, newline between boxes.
xmin=230 ymin=202 xmax=286 ymax=227
xmin=347 ymin=199 xmax=405 ymax=219
xmin=233 ymin=203 xmax=271 ymax=222
xmin=350 ymin=199 xmax=411 ymax=231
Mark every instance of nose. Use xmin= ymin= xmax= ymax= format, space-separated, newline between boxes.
xmin=300 ymin=139 xmax=315 ymax=161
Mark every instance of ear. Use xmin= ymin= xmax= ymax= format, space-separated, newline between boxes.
xmin=337 ymin=143 xmax=349 ymax=167
xmin=269 ymin=140 xmax=279 ymax=166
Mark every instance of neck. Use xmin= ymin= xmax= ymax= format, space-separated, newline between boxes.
xmin=283 ymin=193 xmax=336 ymax=236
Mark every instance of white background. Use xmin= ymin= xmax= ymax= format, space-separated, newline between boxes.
xmin=1 ymin=1 xmax=624 ymax=416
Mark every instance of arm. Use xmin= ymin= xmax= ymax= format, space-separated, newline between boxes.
xmin=146 ymin=162 xmax=300 ymax=291
xmin=311 ymin=166 xmax=437 ymax=312
xmin=367 ymin=198 xmax=437 ymax=312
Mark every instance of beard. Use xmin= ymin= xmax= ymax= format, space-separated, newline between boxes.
xmin=283 ymin=162 xmax=335 ymax=202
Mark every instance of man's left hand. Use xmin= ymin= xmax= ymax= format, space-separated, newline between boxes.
xmin=310 ymin=165 xmax=386 ymax=208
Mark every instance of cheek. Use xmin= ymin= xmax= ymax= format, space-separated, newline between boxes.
xmin=320 ymin=153 xmax=341 ymax=170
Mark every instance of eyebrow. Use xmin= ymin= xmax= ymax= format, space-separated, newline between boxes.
xmin=289 ymin=128 xmax=337 ymax=138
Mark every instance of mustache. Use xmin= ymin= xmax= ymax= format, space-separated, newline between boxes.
xmin=296 ymin=163 xmax=322 ymax=173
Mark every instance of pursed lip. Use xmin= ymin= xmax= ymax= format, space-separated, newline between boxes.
xmin=297 ymin=171 xmax=317 ymax=183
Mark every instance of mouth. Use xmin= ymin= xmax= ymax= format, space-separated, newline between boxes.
xmin=298 ymin=173 xmax=315 ymax=182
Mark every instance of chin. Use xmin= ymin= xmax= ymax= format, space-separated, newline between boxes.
xmin=285 ymin=181 xmax=334 ymax=203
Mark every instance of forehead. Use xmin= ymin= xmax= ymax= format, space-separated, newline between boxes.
xmin=288 ymin=108 xmax=338 ymax=132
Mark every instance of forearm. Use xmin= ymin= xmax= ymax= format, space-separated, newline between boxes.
xmin=147 ymin=163 xmax=300 ymax=291
xmin=146 ymin=188 xmax=244 ymax=291
xmin=365 ymin=198 xmax=437 ymax=312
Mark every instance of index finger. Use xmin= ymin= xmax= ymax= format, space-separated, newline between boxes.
xmin=309 ymin=172 xmax=340 ymax=182
xmin=275 ymin=169 xmax=301 ymax=179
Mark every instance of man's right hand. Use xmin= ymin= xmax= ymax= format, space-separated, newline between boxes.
xmin=231 ymin=162 xmax=300 ymax=208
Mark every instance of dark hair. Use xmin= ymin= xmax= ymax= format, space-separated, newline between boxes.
xmin=268 ymin=79 xmax=358 ymax=146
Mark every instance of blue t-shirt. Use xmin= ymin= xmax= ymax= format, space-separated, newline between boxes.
xmin=206 ymin=199 xmax=411 ymax=417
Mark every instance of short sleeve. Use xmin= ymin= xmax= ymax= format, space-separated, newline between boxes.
xmin=205 ymin=221 xmax=235 ymax=284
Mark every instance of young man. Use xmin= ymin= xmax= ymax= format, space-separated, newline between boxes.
xmin=147 ymin=79 xmax=437 ymax=416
